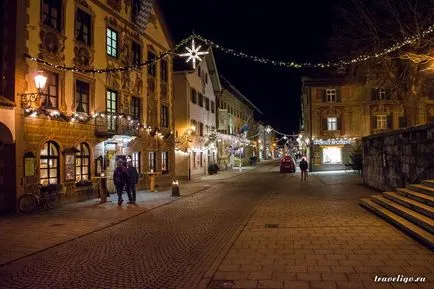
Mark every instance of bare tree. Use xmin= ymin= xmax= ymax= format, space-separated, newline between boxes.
xmin=329 ymin=0 xmax=434 ymax=125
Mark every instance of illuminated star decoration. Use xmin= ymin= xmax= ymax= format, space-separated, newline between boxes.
xmin=265 ymin=125 xmax=273 ymax=134
xmin=179 ymin=39 xmax=209 ymax=69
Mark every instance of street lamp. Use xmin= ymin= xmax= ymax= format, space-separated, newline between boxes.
xmin=21 ymin=71 xmax=48 ymax=109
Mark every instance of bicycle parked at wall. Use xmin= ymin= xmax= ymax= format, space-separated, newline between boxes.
xmin=18 ymin=183 xmax=62 ymax=213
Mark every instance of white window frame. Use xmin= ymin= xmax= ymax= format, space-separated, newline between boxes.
xmin=326 ymin=89 xmax=336 ymax=102
xmin=377 ymin=115 xmax=387 ymax=129
xmin=131 ymin=152 xmax=140 ymax=173
xmin=327 ymin=117 xmax=338 ymax=131
xmin=378 ymin=88 xmax=386 ymax=100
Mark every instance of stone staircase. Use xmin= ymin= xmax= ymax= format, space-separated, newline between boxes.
xmin=360 ymin=179 xmax=434 ymax=250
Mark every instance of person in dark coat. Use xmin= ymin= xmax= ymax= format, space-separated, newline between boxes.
xmin=113 ymin=161 xmax=127 ymax=205
xmin=299 ymin=157 xmax=309 ymax=181
xmin=126 ymin=161 xmax=139 ymax=204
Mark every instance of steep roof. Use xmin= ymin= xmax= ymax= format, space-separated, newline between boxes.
xmin=219 ymin=75 xmax=263 ymax=115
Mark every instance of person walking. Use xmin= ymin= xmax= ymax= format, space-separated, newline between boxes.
xmin=113 ymin=161 xmax=127 ymax=205
xmin=299 ymin=157 xmax=309 ymax=181
xmin=126 ymin=161 xmax=139 ymax=204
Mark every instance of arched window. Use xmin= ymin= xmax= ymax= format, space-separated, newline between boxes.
xmin=40 ymin=141 xmax=60 ymax=185
xmin=76 ymin=143 xmax=90 ymax=181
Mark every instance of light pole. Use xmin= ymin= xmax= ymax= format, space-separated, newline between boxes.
xmin=20 ymin=71 xmax=48 ymax=109
xmin=264 ymin=125 xmax=272 ymax=160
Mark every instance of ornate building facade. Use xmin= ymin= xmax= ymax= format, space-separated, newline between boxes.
xmin=301 ymin=73 xmax=434 ymax=171
xmin=9 ymin=0 xmax=175 ymax=209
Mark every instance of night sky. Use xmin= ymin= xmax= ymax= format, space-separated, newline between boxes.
xmin=159 ymin=1 xmax=342 ymax=134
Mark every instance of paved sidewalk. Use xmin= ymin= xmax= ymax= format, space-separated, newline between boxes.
xmin=0 ymin=168 xmax=247 ymax=266
xmin=198 ymin=170 xmax=433 ymax=289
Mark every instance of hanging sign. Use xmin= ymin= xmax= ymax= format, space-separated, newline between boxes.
xmin=313 ymin=139 xmax=353 ymax=145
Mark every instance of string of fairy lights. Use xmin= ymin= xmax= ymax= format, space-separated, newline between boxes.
xmin=22 ymin=24 xmax=434 ymax=146
xmin=24 ymin=35 xmax=194 ymax=74
xmin=24 ymin=23 xmax=434 ymax=73
xmin=192 ymin=23 xmax=434 ymax=68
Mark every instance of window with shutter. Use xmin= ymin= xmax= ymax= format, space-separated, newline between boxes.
xmin=320 ymin=89 xmax=326 ymax=102
xmin=387 ymin=114 xmax=392 ymax=129
xmin=322 ymin=118 xmax=328 ymax=131
xmin=336 ymin=88 xmax=341 ymax=102
xmin=399 ymin=116 xmax=406 ymax=128
xmin=385 ymin=88 xmax=391 ymax=100
xmin=371 ymin=89 xmax=377 ymax=101
xmin=371 ymin=116 xmax=377 ymax=130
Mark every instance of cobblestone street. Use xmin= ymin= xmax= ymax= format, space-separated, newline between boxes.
xmin=0 ymin=162 xmax=432 ymax=289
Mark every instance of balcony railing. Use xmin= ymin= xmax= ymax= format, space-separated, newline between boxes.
xmin=95 ymin=114 xmax=139 ymax=137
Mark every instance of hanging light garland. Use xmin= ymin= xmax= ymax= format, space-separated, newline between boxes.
xmin=24 ymin=35 xmax=194 ymax=73
xmin=24 ymin=23 xmax=434 ymax=73
xmin=192 ymin=23 xmax=434 ymax=68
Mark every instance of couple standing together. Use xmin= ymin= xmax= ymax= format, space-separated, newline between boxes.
xmin=113 ymin=161 xmax=139 ymax=205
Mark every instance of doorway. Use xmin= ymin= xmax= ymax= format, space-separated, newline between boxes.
xmin=0 ymin=122 xmax=16 ymax=213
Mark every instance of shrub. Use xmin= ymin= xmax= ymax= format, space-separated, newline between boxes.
xmin=208 ymin=164 xmax=216 ymax=175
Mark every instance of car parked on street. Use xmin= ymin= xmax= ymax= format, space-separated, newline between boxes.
xmin=280 ymin=155 xmax=296 ymax=173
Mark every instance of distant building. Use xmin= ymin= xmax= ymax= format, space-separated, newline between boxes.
xmin=173 ymin=49 xmax=220 ymax=180
xmin=301 ymin=72 xmax=434 ymax=171
xmin=216 ymin=76 xmax=262 ymax=168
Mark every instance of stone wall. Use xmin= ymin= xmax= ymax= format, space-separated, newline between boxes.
xmin=362 ymin=122 xmax=434 ymax=191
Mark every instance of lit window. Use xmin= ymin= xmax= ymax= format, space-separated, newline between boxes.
xmin=377 ymin=115 xmax=387 ymax=129
xmin=106 ymin=90 xmax=117 ymax=131
xmin=322 ymin=147 xmax=342 ymax=164
xmin=327 ymin=117 xmax=337 ymax=131
xmin=106 ymin=28 xmax=118 ymax=58
xmin=131 ymin=152 xmax=140 ymax=173
xmin=148 ymin=152 xmax=156 ymax=171
xmin=326 ymin=89 xmax=336 ymax=102
xmin=76 ymin=143 xmax=90 ymax=181
xmin=40 ymin=141 xmax=59 ymax=185
xmin=161 ymin=152 xmax=169 ymax=174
